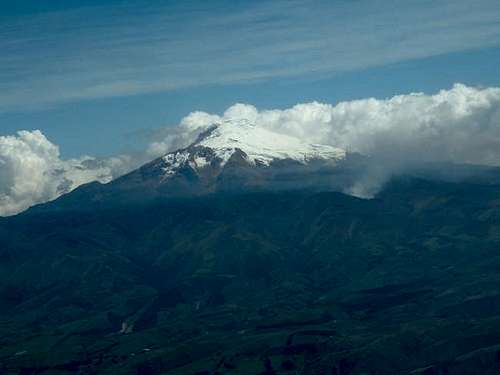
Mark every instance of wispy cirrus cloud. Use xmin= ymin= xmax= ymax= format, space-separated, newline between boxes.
xmin=1 ymin=0 xmax=500 ymax=112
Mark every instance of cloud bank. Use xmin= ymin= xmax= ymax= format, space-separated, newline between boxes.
xmin=152 ymin=83 xmax=500 ymax=196
xmin=155 ymin=84 xmax=500 ymax=165
xmin=2 ymin=84 xmax=500 ymax=215
xmin=0 ymin=131 xmax=132 ymax=216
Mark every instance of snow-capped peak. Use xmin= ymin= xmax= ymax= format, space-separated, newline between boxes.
xmin=161 ymin=119 xmax=345 ymax=177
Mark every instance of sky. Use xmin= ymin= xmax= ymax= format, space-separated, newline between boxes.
xmin=1 ymin=0 xmax=500 ymax=215
xmin=1 ymin=0 xmax=500 ymax=157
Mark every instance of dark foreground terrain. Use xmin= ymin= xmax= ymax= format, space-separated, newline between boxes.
xmin=2 ymin=177 xmax=500 ymax=374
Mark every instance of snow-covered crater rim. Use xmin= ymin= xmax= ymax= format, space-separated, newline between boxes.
xmin=159 ymin=119 xmax=346 ymax=176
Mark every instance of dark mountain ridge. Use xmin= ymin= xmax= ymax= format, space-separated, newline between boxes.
xmin=2 ymin=172 xmax=500 ymax=373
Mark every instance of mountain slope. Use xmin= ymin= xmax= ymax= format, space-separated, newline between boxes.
xmin=3 ymin=178 xmax=500 ymax=374
xmin=31 ymin=120 xmax=353 ymax=212
xmin=5 ymin=123 xmax=500 ymax=374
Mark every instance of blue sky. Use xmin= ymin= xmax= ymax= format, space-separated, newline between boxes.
xmin=1 ymin=0 xmax=500 ymax=157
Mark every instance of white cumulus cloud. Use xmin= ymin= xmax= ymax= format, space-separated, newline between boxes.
xmin=155 ymin=84 xmax=500 ymax=166
xmin=0 ymin=130 xmax=132 ymax=216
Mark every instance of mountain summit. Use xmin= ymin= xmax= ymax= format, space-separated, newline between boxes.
xmin=104 ymin=119 xmax=349 ymax=198
xmin=160 ymin=119 xmax=346 ymax=177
